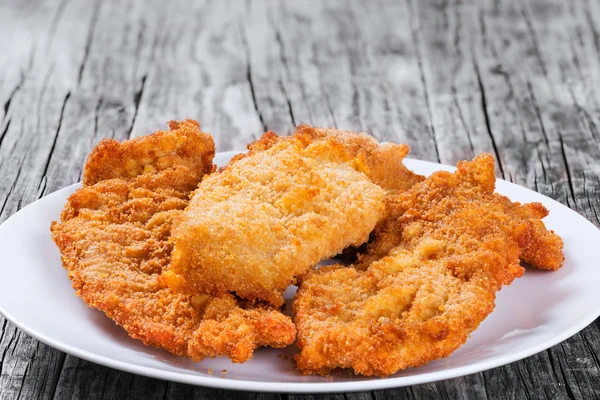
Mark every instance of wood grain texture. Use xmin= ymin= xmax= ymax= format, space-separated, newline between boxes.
xmin=0 ymin=0 xmax=599 ymax=399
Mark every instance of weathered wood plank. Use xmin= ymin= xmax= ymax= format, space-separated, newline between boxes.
xmin=470 ymin=1 xmax=600 ymax=399
xmin=0 ymin=1 xmax=100 ymax=399
xmin=263 ymin=0 xmax=441 ymax=162
xmin=410 ymin=0 xmax=600 ymax=398
xmin=0 ymin=0 xmax=599 ymax=399
xmin=289 ymin=395 xmax=344 ymax=400
xmin=131 ymin=0 xmax=266 ymax=151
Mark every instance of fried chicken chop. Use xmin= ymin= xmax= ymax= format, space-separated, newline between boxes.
xmin=294 ymin=153 xmax=564 ymax=376
xmin=223 ymin=126 xmax=424 ymax=193
xmin=51 ymin=120 xmax=296 ymax=362
xmin=163 ymin=126 xmax=421 ymax=307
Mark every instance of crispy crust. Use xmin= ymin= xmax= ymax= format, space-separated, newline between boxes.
xmin=83 ymin=120 xmax=216 ymax=186
xmin=356 ymin=155 xmax=564 ymax=272
xmin=51 ymin=121 xmax=296 ymax=362
xmin=164 ymin=125 xmax=422 ymax=306
xmin=294 ymin=154 xmax=564 ymax=376
xmin=222 ymin=126 xmax=426 ymax=266
xmin=222 ymin=125 xmax=424 ymax=193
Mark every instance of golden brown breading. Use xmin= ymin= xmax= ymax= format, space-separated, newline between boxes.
xmin=163 ymin=125 xmax=420 ymax=307
xmin=223 ymin=126 xmax=424 ymax=193
xmin=294 ymin=154 xmax=564 ymax=376
xmin=355 ymin=154 xmax=564 ymax=272
xmin=493 ymin=200 xmax=564 ymax=271
xmin=51 ymin=121 xmax=295 ymax=362
xmin=224 ymin=127 xmax=426 ymax=267
xmin=83 ymin=120 xmax=215 ymax=186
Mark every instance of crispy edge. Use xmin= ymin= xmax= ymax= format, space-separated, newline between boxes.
xmin=83 ymin=119 xmax=215 ymax=185
xmin=52 ymin=122 xmax=296 ymax=362
xmin=356 ymin=154 xmax=564 ymax=271
xmin=293 ymin=153 xmax=564 ymax=376
xmin=220 ymin=125 xmax=425 ymax=192
xmin=165 ymin=130 xmax=389 ymax=305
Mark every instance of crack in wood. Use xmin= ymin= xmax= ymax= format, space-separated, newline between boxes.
xmin=0 ymin=329 xmax=18 ymax=373
xmin=435 ymin=381 xmax=453 ymax=400
xmin=0 ymin=320 xmax=8 ymax=349
xmin=478 ymin=7 xmax=487 ymax=47
xmin=77 ymin=0 xmax=101 ymax=85
xmin=581 ymin=331 xmax=600 ymax=370
xmin=127 ymin=75 xmax=147 ymax=139
xmin=560 ymin=343 xmax=589 ymax=399
xmin=582 ymin=172 xmax=600 ymax=225
xmin=451 ymin=86 xmax=475 ymax=155
xmin=7 ymin=119 xmax=24 ymax=161
xmin=96 ymin=361 xmax=111 ymax=400
xmin=540 ymin=156 xmax=549 ymax=183
xmin=0 ymin=156 xmax=25 ymax=217
xmin=47 ymin=353 xmax=66 ymax=400
xmin=14 ymin=360 xmax=31 ymax=400
xmin=270 ymin=16 xmax=296 ymax=128
xmin=160 ymin=380 xmax=170 ymax=400
xmin=558 ymin=136 xmax=577 ymax=205
xmin=473 ymin=58 xmax=505 ymax=179
xmin=572 ymin=98 xmax=600 ymax=143
xmin=519 ymin=360 xmax=540 ymax=399
xmin=548 ymin=348 xmax=578 ymax=400
xmin=239 ymin=23 xmax=267 ymax=133
xmin=37 ymin=92 xmax=71 ymax=195
xmin=406 ymin=0 xmax=441 ymax=162
xmin=350 ymin=81 xmax=365 ymax=132
xmin=491 ymin=63 xmax=515 ymax=102
xmin=322 ymin=83 xmax=338 ymax=127
xmin=92 ymin=97 xmax=103 ymax=147
xmin=3 ymin=73 xmax=27 ymax=121
xmin=0 ymin=118 xmax=11 ymax=151
xmin=407 ymin=385 xmax=416 ymax=400
xmin=451 ymin=0 xmax=463 ymax=78
xmin=477 ymin=371 xmax=491 ymax=400
xmin=279 ymin=80 xmax=296 ymax=127
xmin=525 ymin=81 xmax=551 ymax=147
xmin=132 ymin=19 xmax=147 ymax=80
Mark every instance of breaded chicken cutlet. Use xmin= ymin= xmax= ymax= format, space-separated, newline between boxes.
xmin=294 ymin=154 xmax=564 ymax=376
xmin=51 ymin=120 xmax=296 ymax=362
xmin=162 ymin=125 xmax=422 ymax=307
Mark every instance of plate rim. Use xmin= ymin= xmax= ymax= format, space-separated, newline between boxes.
xmin=1 ymin=152 xmax=599 ymax=393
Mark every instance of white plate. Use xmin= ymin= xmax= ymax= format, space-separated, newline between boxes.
xmin=1 ymin=152 xmax=599 ymax=393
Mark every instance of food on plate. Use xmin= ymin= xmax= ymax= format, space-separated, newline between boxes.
xmin=50 ymin=120 xmax=296 ymax=362
xmin=49 ymin=117 xmax=566 ymax=374
xmin=82 ymin=120 xmax=215 ymax=186
xmin=294 ymin=153 xmax=564 ymax=376
xmin=162 ymin=125 xmax=421 ymax=306
xmin=222 ymin=127 xmax=424 ymax=193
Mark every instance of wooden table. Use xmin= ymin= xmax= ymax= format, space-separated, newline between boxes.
xmin=1 ymin=0 xmax=599 ymax=398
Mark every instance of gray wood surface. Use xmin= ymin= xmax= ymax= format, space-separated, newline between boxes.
xmin=0 ymin=0 xmax=599 ymax=398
